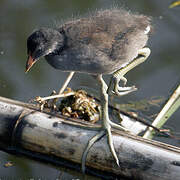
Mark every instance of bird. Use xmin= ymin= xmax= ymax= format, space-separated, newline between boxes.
xmin=25 ymin=8 xmax=152 ymax=172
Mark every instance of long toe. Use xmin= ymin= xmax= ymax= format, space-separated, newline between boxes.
xmin=109 ymin=121 xmax=129 ymax=132
xmin=81 ymin=130 xmax=106 ymax=173
xmin=114 ymin=86 xmax=137 ymax=96
xmin=106 ymin=125 xmax=120 ymax=166
xmin=81 ymin=125 xmax=121 ymax=173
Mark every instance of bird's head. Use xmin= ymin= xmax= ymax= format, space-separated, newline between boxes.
xmin=26 ymin=28 xmax=65 ymax=72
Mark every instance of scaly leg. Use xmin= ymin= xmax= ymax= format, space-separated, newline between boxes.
xmin=82 ymin=75 xmax=123 ymax=173
xmin=81 ymin=48 xmax=151 ymax=172
xmin=107 ymin=47 xmax=151 ymax=96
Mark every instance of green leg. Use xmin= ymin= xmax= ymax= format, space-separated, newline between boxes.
xmin=108 ymin=47 xmax=151 ymax=96
xmin=81 ymin=75 xmax=121 ymax=173
xmin=81 ymin=47 xmax=151 ymax=173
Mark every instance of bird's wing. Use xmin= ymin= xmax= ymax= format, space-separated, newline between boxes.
xmin=62 ymin=17 xmax=114 ymax=53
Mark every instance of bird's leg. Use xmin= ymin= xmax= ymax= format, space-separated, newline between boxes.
xmin=34 ymin=72 xmax=75 ymax=107
xmin=58 ymin=71 xmax=75 ymax=94
xmin=82 ymin=74 xmax=129 ymax=173
xmin=107 ymin=47 xmax=151 ymax=96
xmin=50 ymin=71 xmax=75 ymax=107
xmin=82 ymin=48 xmax=151 ymax=171
xmin=97 ymin=75 xmax=120 ymax=164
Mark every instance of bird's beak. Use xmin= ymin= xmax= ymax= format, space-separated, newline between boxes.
xmin=25 ymin=55 xmax=37 ymax=73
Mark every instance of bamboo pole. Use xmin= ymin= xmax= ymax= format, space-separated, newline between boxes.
xmin=0 ymin=96 xmax=180 ymax=179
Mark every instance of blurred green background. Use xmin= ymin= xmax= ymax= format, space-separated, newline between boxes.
xmin=0 ymin=0 xmax=180 ymax=179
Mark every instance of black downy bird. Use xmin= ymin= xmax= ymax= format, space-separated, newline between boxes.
xmin=26 ymin=8 xmax=152 ymax=172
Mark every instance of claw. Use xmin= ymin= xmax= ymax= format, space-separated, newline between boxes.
xmin=109 ymin=121 xmax=129 ymax=132
xmin=107 ymin=126 xmax=119 ymax=166
xmin=81 ymin=122 xmax=123 ymax=173
xmin=121 ymin=76 xmax=127 ymax=86
xmin=114 ymin=85 xmax=137 ymax=96
xmin=108 ymin=75 xmax=137 ymax=96
xmin=108 ymin=47 xmax=151 ymax=97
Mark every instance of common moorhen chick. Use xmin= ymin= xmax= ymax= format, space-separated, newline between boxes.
xmin=25 ymin=8 xmax=152 ymax=172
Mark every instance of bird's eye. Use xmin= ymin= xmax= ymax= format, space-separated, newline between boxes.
xmin=33 ymin=48 xmax=43 ymax=59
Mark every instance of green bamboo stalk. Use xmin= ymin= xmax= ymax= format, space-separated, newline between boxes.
xmin=143 ymin=84 xmax=180 ymax=139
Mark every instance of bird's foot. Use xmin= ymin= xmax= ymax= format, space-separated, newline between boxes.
xmin=81 ymin=119 xmax=129 ymax=173
xmin=107 ymin=75 xmax=137 ymax=96
xmin=107 ymin=47 xmax=151 ymax=97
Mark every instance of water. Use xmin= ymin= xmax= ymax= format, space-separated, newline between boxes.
xmin=0 ymin=0 xmax=180 ymax=179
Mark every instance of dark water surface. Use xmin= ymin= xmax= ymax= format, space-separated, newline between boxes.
xmin=0 ymin=0 xmax=180 ymax=179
